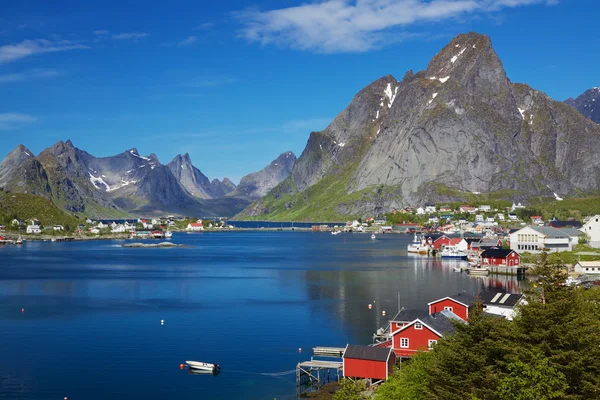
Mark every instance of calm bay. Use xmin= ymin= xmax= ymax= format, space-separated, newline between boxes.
xmin=0 ymin=232 xmax=521 ymax=399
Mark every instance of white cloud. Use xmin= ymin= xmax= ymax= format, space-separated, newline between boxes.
xmin=0 ymin=113 xmax=37 ymax=130
xmin=0 ymin=38 xmax=89 ymax=63
xmin=111 ymin=32 xmax=149 ymax=40
xmin=0 ymin=68 xmax=60 ymax=84
xmin=236 ymin=0 xmax=559 ymax=53
xmin=177 ymin=36 xmax=198 ymax=47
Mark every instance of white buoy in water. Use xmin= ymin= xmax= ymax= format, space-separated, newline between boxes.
xmin=368 ymin=303 xmax=372 ymax=309
xmin=382 ymin=311 xmax=386 ymax=316
xmin=161 ymin=319 xmax=164 ymax=325
xmin=298 ymin=348 xmax=302 ymax=352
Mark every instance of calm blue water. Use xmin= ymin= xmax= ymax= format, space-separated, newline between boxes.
xmin=0 ymin=232 xmax=520 ymax=399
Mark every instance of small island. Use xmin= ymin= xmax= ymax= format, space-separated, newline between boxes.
xmin=122 ymin=242 xmax=186 ymax=248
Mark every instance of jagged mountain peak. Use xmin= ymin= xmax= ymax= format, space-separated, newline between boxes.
xmin=232 ymin=151 xmax=296 ymax=200
xmin=7 ymin=144 xmax=34 ymax=158
xmin=565 ymin=86 xmax=600 ymax=123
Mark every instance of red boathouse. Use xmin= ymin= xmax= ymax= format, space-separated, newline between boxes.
xmin=480 ymin=248 xmax=520 ymax=267
xmin=343 ymin=345 xmax=396 ymax=381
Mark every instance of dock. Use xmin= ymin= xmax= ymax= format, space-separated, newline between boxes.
xmin=488 ymin=266 xmax=529 ymax=276
xmin=296 ymin=357 xmax=343 ymax=396
xmin=313 ymin=346 xmax=346 ymax=357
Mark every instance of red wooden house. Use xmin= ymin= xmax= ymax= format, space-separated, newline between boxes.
xmin=389 ymin=309 xmax=429 ymax=332
xmin=427 ymin=293 xmax=476 ymax=322
xmin=390 ymin=310 xmax=463 ymax=357
xmin=480 ymin=248 xmax=520 ymax=267
xmin=431 ymin=235 xmax=450 ymax=250
xmin=343 ymin=345 xmax=396 ymax=381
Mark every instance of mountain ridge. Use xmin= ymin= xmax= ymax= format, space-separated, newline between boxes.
xmin=236 ymin=32 xmax=600 ymax=221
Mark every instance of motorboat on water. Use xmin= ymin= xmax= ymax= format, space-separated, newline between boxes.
xmin=16 ymin=237 xmax=23 ymax=245
xmin=164 ymin=231 xmax=173 ymax=239
xmin=407 ymin=234 xmax=429 ymax=254
xmin=186 ymin=361 xmax=221 ymax=374
xmin=452 ymin=266 xmax=462 ymax=272
xmin=371 ymin=234 xmax=376 ymax=240
xmin=331 ymin=230 xmax=341 ymax=235
xmin=440 ymin=247 xmax=468 ymax=260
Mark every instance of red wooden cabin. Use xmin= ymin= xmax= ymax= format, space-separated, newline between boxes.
xmin=343 ymin=345 xmax=396 ymax=381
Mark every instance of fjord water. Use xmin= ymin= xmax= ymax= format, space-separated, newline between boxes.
xmin=0 ymin=232 xmax=520 ymax=400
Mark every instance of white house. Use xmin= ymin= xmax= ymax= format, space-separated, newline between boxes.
xmin=508 ymin=213 xmax=518 ymax=221
xmin=574 ymin=261 xmax=600 ymax=274
xmin=475 ymin=214 xmax=484 ymax=222
xmin=187 ymin=220 xmax=204 ymax=231
xmin=511 ymin=203 xmax=525 ymax=211
xmin=509 ymin=226 xmax=573 ymax=253
xmin=53 ymin=225 xmax=64 ymax=231
xmin=97 ymin=222 xmax=108 ymax=229
xmin=425 ymin=205 xmax=437 ymax=214
xmin=581 ymin=215 xmax=600 ymax=248
xmin=89 ymin=228 xmax=100 ymax=234
xmin=479 ymin=205 xmax=491 ymax=212
xmin=111 ymin=224 xmax=126 ymax=233
xmin=428 ymin=217 xmax=439 ymax=224
xmin=486 ymin=217 xmax=495 ymax=223
xmin=416 ymin=207 xmax=425 ymax=215
xmin=481 ymin=292 xmax=524 ymax=321
xmin=26 ymin=225 xmax=41 ymax=234
xmin=497 ymin=213 xmax=505 ymax=221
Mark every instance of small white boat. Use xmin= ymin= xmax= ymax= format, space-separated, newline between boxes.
xmin=452 ymin=266 xmax=462 ymax=272
xmin=331 ymin=230 xmax=341 ymax=235
xmin=165 ymin=231 xmax=173 ymax=239
xmin=186 ymin=361 xmax=220 ymax=373
xmin=371 ymin=234 xmax=376 ymax=240
xmin=440 ymin=247 xmax=468 ymax=260
xmin=16 ymin=237 xmax=23 ymax=245
xmin=467 ymin=267 xmax=489 ymax=275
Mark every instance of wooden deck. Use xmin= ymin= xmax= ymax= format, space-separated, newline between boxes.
xmin=313 ymin=346 xmax=346 ymax=357
xmin=297 ymin=358 xmax=343 ymax=397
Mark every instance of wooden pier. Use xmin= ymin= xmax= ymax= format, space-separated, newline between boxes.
xmin=296 ymin=358 xmax=343 ymax=397
xmin=488 ymin=266 xmax=528 ymax=276
xmin=313 ymin=346 xmax=346 ymax=357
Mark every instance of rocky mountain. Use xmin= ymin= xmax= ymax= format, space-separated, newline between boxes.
xmin=237 ymin=32 xmax=600 ymax=221
xmin=231 ymin=152 xmax=296 ymax=200
xmin=565 ymin=87 xmax=600 ymax=123
xmin=0 ymin=140 xmax=298 ymax=218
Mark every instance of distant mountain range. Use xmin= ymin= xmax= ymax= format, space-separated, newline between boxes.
xmin=0 ymin=140 xmax=295 ymax=218
xmin=565 ymin=87 xmax=600 ymax=124
xmin=237 ymin=32 xmax=600 ymax=221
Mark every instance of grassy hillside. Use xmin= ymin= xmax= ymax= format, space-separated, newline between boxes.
xmin=0 ymin=189 xmax=79 ymax=230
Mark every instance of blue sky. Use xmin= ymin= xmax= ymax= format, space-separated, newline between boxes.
xmin=0 ymin=0 xmax=598 ymax=183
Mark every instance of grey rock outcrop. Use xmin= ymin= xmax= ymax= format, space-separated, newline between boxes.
xmin=232 ymin=151 xmax=296 ymax=200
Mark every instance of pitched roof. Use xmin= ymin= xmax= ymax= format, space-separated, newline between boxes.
xmin=343 ymin=345 xmax=392 ymax=362
xmin=419 ymin=310 xmax=464 ymax=336
xmin=479 ymin=291 xmax=523 ymax=307
xmin=576 ymin=261 xmax=600 ymax=268
xmin=556 ymin=227 xmax=584 ymax=237
xmin=449 ymin=238 xmax=464 ymax=246
xmin=528 ymin=226 xmax=569 ymax=238
xmin=548 ymin=220 xmax=583 ymax=228
xmin=477 ymin=239 xmax=502 ymax=247
xmin=429 ymin=292 xmax=477 ymax=307
xmin=389 ymin=308 xmax=429 ymax=323
xmin=480 ymin=248 xmax=515 ymax=259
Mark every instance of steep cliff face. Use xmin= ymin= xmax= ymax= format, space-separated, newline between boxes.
xmin=237 ymin=32 xmax=600 ymax=220
xmin=166 ymin=153 xmax=217 ymax=199
xmin=232 ymin=151 xmax=296 ymax=200
xmin=566 ymin=87 xmax=600 ymax=123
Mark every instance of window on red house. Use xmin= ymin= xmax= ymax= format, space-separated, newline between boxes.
xmin=415 ymin=322 xmax=422 ymax=330
xmin=400 ymin=338 xmax=409 ymax=348
xmin=428 ymin=339 xmax=437 ymax=349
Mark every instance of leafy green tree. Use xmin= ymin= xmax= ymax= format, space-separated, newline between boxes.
xmin=333 ymin=378 xmax=367 ymax=400
xmin=495 ymin=352 xmax=568 ymax=400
